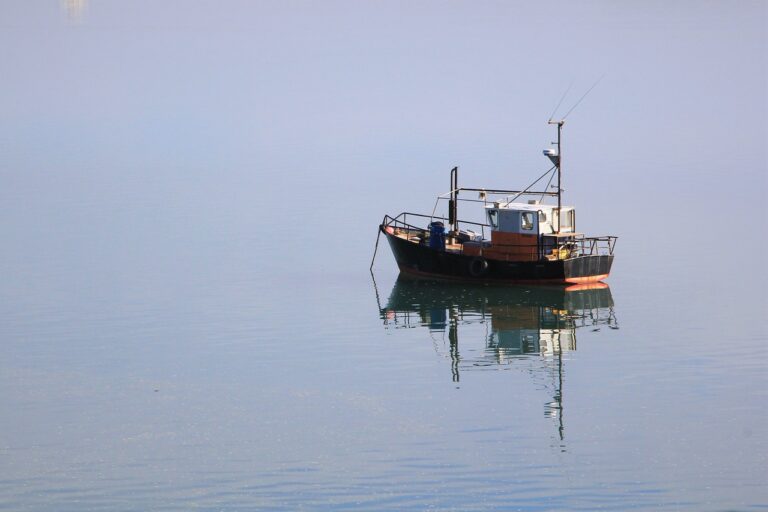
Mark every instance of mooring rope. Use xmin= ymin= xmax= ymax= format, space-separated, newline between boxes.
xmin=369 ymin=227 xmax=382 ymax=271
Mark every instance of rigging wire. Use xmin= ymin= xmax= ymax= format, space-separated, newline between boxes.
xmin=506 ymin=165 xmax=556 ymax=203
xmin=539 ymin=169 xmax=557 ymax=203
xmin=561 ymin=74 xmax=605 ymax=120
xmin=548 ymin=81 xmax=574 ymax=122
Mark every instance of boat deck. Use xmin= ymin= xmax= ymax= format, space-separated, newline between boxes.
xmin=389 ymin=225 xmax=615 ymax=262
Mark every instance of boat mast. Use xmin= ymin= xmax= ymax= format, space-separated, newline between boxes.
xmin=449 ymin=166 xmax=458 ymax=233
xmin=548 ymin=120 xmax=564 ymax=233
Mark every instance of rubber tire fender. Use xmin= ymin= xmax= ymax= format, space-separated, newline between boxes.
xmin=468 ymin=257 xmax=489 ymax=277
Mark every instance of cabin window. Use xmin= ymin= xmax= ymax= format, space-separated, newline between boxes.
xmin=539 ymin=212 xmax=547 ymax=223
xmin=561 ymin=210 xmax=574 ymax=229
xmin=488 ymin=210 xmax=498 ymax=229
xmin=521 ymin=212 xmax=535 ymax=230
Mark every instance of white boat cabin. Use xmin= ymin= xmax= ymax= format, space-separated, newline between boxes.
xmin=485 ymin=200 xmax=576 ymax=236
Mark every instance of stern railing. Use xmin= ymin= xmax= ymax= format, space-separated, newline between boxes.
xmin=545 ymin=235 xmax=617 ymax=258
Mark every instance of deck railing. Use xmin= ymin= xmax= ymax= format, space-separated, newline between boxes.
xmin=382 ymin=212 xmax=617 ymax=260
xmin=382 ymin=212 xmax=489 ymax=241
xmin=544 ymin=235 xmax=618 ymax=258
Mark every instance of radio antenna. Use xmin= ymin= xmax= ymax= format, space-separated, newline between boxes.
xmin=548 ymin=81 xmax=574 ymax=122
xmin=561 ymin=74 xmax=605 ymax=120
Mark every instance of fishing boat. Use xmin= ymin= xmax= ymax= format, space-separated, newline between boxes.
xmin=374 ymin=120 xmax=617 ymax=284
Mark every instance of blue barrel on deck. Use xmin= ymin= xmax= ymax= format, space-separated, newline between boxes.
xmin=429 ymin=221 xmax=446 ymax=251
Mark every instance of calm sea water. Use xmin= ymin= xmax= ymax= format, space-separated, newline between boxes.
xmin=0 ymin=173 xmax=765 ymax=511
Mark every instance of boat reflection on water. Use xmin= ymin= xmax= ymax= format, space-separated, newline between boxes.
xmin=376 ymin=276 xmax=618 ymax=440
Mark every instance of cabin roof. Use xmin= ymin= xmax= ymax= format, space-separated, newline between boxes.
xmin=485 ymin=202 xmax=574 ymax=211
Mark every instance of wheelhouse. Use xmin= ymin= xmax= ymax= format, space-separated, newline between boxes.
xmin=485 ymin=202 xmax=575 ymax=235
xmin=481 ymin=201 xmax=580 ymax=261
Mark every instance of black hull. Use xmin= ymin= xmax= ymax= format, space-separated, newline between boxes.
xmin=382 ymin=226 xmax=613 ymax=284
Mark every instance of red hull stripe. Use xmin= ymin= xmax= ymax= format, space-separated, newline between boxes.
xmin=564 ymin=274 xmax=609 ymax=284
xmin=565 ymin=282 xmax=609 ymax=292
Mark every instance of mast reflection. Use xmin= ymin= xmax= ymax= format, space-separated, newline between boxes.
xmin=377 ymin=276 xmax=618 ymax=440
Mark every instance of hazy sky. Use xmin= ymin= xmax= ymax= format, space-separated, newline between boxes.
xmin=0 ymin=1 xmax=765 ymax=276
